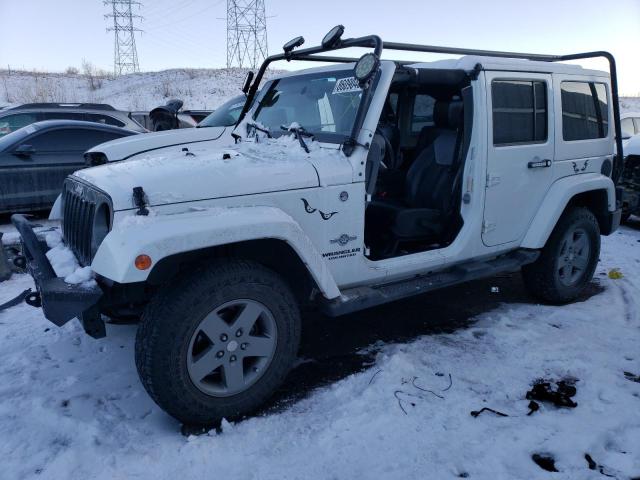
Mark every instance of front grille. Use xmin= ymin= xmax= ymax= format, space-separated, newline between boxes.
xmin=62 ymin=178 xmax=111 ymax=266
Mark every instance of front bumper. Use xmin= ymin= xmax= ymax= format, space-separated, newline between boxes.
xmin=11 ymin=214 xmax=105 ymax=338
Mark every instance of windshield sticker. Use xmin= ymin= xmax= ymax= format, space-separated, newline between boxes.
xmin=332 ymin=77 xmax=362 ymax=95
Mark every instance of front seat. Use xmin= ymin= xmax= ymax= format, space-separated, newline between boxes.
xmin=366 ymin=100 xmax=464 ymax=254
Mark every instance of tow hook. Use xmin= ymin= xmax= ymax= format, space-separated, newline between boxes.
xmin=25 ymin=291 xmax=42 ymax=308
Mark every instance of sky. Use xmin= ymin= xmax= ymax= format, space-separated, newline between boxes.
xmin=0 ymin=0 xmax=639 ymax=95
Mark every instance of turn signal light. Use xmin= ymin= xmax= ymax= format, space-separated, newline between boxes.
xmin=135 ymin=254 xmax=152 ymax=270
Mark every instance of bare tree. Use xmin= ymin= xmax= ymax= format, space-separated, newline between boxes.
xmin=81 ymin=59 xmax=103 ymax=91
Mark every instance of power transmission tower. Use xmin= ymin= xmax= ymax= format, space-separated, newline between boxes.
xmin=104 ymin=0 xmax=143 ymax=75
xmin=226 ymin=0 xmax=268 ymax=69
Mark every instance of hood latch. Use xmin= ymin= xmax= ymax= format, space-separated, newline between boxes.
xmin=132 ymin=186 xmax=149 ymax=216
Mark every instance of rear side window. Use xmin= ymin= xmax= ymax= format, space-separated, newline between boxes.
xmin=411 ymin=94 xmax=435 ymax=133
xmin=0 ymin=113 xmax=40 ymax=136
xmin=634 ymin=118 xmax=640 ymax=134
xmin=85 ymin=113 xmax=126 ymax=128
xmin=561 ymin=81 xmax=608 ymax=141
xmin=492 ymin=80 xmax=547 ymax=146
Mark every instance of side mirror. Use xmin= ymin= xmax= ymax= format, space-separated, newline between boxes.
xmin=13 ymin=144 xmax=35 ymax=157
xmin=241 ymin=71 xmax=254 ymax=94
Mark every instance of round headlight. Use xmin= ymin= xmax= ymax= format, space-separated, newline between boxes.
xmin=322 ymin=25 xmax=344 ymax=49
xmin=354 ymin=53 xmax=379 ymax=85
xmin=91 ymin=203 xmax=111 ymax=257
xmin=283 ymin=36 xmax=305 ymax=54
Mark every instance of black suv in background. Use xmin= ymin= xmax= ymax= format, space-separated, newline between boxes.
xmin=0 ymin=120 xmax=138 ymax=213
xmin=0 ymin=103 xmax=147 ymax=137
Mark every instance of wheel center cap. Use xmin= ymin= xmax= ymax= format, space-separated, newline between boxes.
xmin=227 ymin=340 xmax=239 ymax=352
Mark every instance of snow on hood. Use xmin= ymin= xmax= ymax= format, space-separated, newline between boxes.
xmin=86 ymin=125 xmax=228 ymax=161
xmin=75 ymin=134 xmax=343 ymax=211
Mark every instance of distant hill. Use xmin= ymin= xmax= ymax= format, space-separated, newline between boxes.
xmin=0 ymin=67 xmax=282 ymax=111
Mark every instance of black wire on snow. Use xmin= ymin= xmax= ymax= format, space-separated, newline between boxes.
xmin=0 ymin=289 xmax=31 ymax=312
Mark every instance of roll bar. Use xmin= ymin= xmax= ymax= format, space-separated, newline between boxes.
xmin=237 ymin=34 xmax=623 ymax=176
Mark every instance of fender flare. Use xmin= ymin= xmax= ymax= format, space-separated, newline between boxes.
xmin=521 ymin=173 xmax=616 ymax=249
xmin=91 ymin=206 xmax=341 ymax=299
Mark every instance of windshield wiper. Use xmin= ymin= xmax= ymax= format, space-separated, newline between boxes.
xmin=281 ymin=124 xmax=313 ymax=154
xmin=247 ymin=120 xmax=272 ymax=138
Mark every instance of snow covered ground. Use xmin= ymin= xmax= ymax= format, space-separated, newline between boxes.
xmin=1 ymin=221 xmax=639 ymax=479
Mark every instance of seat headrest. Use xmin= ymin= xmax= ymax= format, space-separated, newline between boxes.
xmin=433 ymin=100 xmax=463 ymax=129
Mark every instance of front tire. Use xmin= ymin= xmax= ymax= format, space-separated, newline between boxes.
xmin=522 ymin=207 xmax=600 ymax=304
xmin=135 ymin=259 xmax=301 ymax=426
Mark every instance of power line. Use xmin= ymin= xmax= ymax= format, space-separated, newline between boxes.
xmin=144 ymin=0 xmax=224 ymax=33
xmin=104 ymin=0 xmax=143 ymax=75
xmin=226 ymin=0 xmax=268 ymax=68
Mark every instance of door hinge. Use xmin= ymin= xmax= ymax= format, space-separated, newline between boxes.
xmin=486 ymin=173 xmax=501 ymax=188
xmin=482 ymin=221 xmax=497 ymax=234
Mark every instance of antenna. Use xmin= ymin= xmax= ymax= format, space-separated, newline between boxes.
xmin=226 ymin=0 xmax=268 ymax=68
xmin=104 ymin=0 xmax=143 ymax=75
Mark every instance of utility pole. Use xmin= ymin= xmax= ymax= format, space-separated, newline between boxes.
xmin=104 ymin=0 xmax=143 ymax=75
xmin=226 ymin=0 xmax=268 ymax=69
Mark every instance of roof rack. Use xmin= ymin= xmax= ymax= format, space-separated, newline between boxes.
xmin=239 ymin=34 xmax=623 ymax=178
xmin=11 ymin=103 xmax=116 ymax=111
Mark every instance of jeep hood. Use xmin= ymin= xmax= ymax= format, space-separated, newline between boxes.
xmin=74 ymin=137 xmax=341 ymax=211
xmin=86 ymin=125 xmax=228 ymax=161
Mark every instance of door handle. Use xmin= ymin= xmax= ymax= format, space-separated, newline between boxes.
xmin=528 ymin=159 xmax=552 ymax=169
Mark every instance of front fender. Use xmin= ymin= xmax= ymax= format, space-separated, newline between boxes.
xmin=521 ymin=173 xmax=616 ymax=249
xmin=49 ymin=195 xmax=62 ymax=220
xmin=91 ymin=206 xmax=341 ymax=299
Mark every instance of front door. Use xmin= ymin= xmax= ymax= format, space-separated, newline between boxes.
xmin=0 ymin=128 xmax=119 ymax=212
xmin=482 ymin=72 xmax=555 ymax=246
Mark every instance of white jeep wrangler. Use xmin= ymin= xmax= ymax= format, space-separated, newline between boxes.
xmin=13 ymin=27 xmax=623 ymax=426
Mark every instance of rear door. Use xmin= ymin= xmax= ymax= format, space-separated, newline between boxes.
xmin=482 ymin=72 xmax=555 ymax=246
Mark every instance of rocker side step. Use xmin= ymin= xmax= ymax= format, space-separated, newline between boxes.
xmin=320 ymin=249 xmax=539 ymax=317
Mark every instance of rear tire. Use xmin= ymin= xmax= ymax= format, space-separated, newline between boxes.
xmin=522 ymin=207 xmax=600 ymax=304
xmin=135 ymin=259 xmax=301 ymax=426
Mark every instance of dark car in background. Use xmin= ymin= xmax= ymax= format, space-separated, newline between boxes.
xmin=0 ymin=103 xmax=147 ymax=137
xmin=0 ymin=120 xmax=138 ymax=213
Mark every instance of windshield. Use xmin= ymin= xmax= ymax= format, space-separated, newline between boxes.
xmin=198 ymin=95 xmax=247 ymax=128
xmin=252 ymin=69 xmax=363 ymax=142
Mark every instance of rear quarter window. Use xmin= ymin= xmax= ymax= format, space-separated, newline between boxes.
xmin=560 ymin=81 xmax=608 ymax=141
